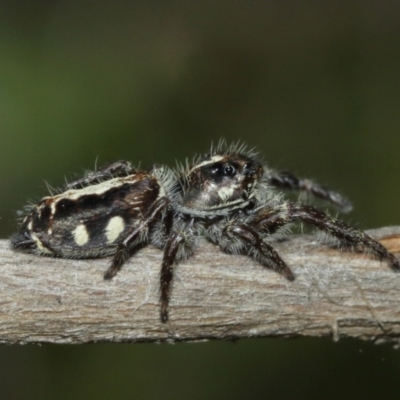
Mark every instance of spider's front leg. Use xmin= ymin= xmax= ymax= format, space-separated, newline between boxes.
xmin=207 ymin=219 xmax=295 ymax=280
xmin=66 ymin=160 xmax=135 ymax=190
xmin=267 ymin=170 xmax=353 ymax=213
xmin=253 ymin=203 xmax=400 ymax=271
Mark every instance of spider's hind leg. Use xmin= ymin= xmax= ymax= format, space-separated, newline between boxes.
xmin=66 ymin=160 xmax=136 ymax=190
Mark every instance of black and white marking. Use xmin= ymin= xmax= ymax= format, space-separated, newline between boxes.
xmin=12 ymin=141 xmax=400 ymax=323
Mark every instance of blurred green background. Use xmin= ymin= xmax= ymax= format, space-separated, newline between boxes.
xmin=1 ymin=1 xmax=400 ymax=399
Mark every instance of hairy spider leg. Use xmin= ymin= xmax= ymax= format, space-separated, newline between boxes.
xmin=160 ymin=232 xmax=186 ymax=323
xmin=223 ymin=223 xmax=295 ymax=280
xmin=66 ymin=161 xmax=136 ymax=190
xmin=267 ymin=171 xmax=353 ymax=213
xmin=159 ymin=219 xmax=199 ymax=323
xmin=104 ymin=197 xmax=170 ymax=280
xmin=254 ymin=203 xmax=400 ymax=271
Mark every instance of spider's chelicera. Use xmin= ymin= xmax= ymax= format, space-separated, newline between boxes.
xmin=11 ymin=141 xmax=400 ymax=322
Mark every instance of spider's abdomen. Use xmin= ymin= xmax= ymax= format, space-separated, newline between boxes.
xmin=12 ymin=173 xmax=163 ymax=258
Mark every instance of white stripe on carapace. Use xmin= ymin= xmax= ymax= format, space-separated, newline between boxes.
xmin=73 ymin=224 xmax=90 ymax=246
xmin=187 ymin=155 xmax=225 ymax=175
xmin=105 ymin=216 xmax=125 ymax=243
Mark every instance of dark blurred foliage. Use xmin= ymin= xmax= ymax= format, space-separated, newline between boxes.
xmin=1 ymin=1 xmax=400 ymax=399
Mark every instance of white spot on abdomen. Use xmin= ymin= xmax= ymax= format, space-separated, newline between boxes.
xmin=73 ymin=224 xmax=90 ymax=246
xmin=105 ymin=216 xmax=125 ymax=243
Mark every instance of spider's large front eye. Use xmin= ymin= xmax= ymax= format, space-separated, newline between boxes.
xmin=210 ymin=163 xmax=236 ymax=177
xmin=223 ymin=164 xmax=236 ymax=176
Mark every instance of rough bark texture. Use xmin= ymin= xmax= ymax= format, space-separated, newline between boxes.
xmin=1 ymin=227 xmax=400 ymax=345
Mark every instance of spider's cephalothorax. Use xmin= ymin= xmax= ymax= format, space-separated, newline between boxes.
xmin=175 ymin=149 xmax=263 ymax=217
xmin=11 ymin=141 xmax=400 ymax=323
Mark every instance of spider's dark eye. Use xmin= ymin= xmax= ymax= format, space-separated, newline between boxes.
xmin=242 ymin=162 xmax=256 ymax=176
xmin=210 ymin=163 xmax=236 ymax=177
xmin=223 ymin=164 xmax=236 ymax=176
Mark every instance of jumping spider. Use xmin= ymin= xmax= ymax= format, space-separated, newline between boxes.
xmin=12 ymin=141 xmax=400 ymax=322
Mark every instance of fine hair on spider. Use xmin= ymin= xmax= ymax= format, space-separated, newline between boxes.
xmin=11 ymin=139 xmax=400 ymax=323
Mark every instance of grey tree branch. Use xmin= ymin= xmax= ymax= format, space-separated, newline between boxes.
xmin=1 ymin=226 xmax=400 ymax=345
